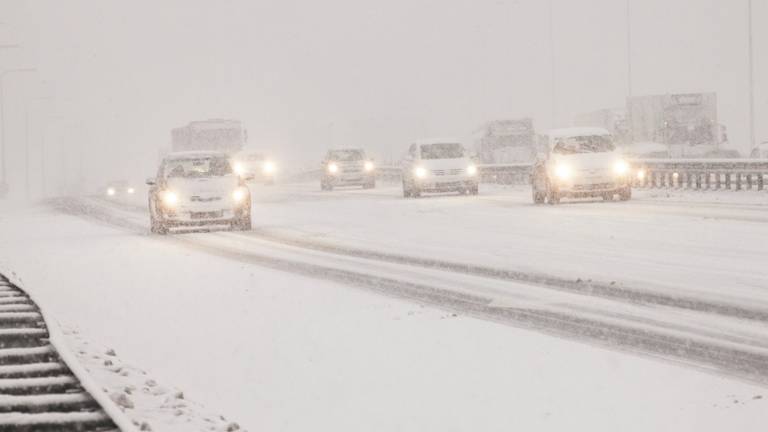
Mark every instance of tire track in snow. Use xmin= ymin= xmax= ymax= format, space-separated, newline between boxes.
xmin=52 ymin=196 xmax=768 ymax=386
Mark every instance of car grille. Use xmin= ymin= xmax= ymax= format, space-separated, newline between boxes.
xmin=190 ymin=196 xmax=222 ymax=202
xmin=342 ymin=167 xmax=362 ymax=173
xmin=190 ymin=210 xmax=224 ymax=219
xmin=573 ymin=183 xmax=615 ymax=191
xmin=432 ymin=168 xmax=464 ymax=176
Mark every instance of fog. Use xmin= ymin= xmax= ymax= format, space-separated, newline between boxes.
xmin=0 ymin=0 xmax=764 ymax=199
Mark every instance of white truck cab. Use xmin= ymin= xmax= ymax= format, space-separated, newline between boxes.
xmin=531 ymin=128 xmax=631 ymax=204
xmin=146 ymin=151 xmax=252 ymax=234
xmin=401 ymin=139 xmax=479 ymax=198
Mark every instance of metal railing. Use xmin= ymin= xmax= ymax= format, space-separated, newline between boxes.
xmin=291 ymin=160 xmax=768 ymax=192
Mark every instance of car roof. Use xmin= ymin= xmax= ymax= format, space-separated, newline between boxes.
xmin=164 ymin=151 xmax=229 ymax=161
xmin=547 ymin=127 xmax=611 ymax=138
xmin=328 ymin=148 xmax=364 ymax=153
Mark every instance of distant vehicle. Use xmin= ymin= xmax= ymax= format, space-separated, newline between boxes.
xmin=750 ymin=142 xmax=768 ymax=159
xmin=474 ymin=118 xmax=537 ymax=164
xmin=232 ymin=150 xmax=277 ymax=185
xmin=401 ymin=139 xmax=479 ymax=198
xmin=105 ymin=180 xmax=135 ymax=198
xmin=320 ymin=149 xmax=376 ymax=191
xmin=146 ymin=151 xmax=252 ymax=234
xmin=621 ymin=142 xmax=670 ymax=159
xmin=531 ymin=128 xmax=631 ymax=204
xmin=627 ymin=93 xmax=721 ymax=156
xmin=171 ymin=119 xmax=245 ymax=154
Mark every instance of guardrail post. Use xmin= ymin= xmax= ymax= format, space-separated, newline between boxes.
xmin=736 ymin=173 xmax=742 ymax=191
xmin=758 ymin=174 xmax=764 ymax=191
xmin=725 ymin=173 xmax=731 ymax=190
xmin=695 ymin=172 xmax=702 ymax=190
xmin=715 ymin=173 xmax=722 ymax=190
xmin=746 ymin=173 xmax=753 ymax=190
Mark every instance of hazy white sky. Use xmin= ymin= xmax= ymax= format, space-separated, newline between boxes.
xmin=0 ymin=0 xmax=765 ymax=195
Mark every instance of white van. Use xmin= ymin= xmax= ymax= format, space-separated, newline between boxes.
xmin=401 ymin=139 xmax=479 ymax=198
xmin=531 ymin=128 xmax=631 ymax=204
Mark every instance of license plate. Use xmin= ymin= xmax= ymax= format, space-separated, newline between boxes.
xmin=191 ymin=211 xmax=223 ymax=219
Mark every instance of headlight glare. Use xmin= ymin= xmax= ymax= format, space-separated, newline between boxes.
xmin=467 ymin=165 xmax=478 ymax=176
xmin=364 ymin=161 xmax=374 ymax=172
xmin=554 ymin=164 xmax=571 ymax=180
xmin=106 ymin=187 xmax=116 ymax=196
xmin=328 ymin=163 xmax=339 ymax=174
xmin=233 ymin=162 xmax=245 ymax=176
xmin=161 ymin=190 xmax=178 ymax=207
xmin=232 ymin=187 xmax=248 ymax=203
xmin=613 ymin=160 xmax=629 ymax=176
xmin=262 ymin=161 xmax=276 ymax=174
xmin=126 ymin=187 xmax=135 ymax=194
xmin=636 ymin=169 xmax=646 ymax=180
xmin=414 ymin=166 xmax=427 ymax=179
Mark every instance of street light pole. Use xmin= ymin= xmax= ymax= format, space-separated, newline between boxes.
xmin=549 ymin=0 xmax=557 ymax=128
xmin=626 ymin=0 xmax=633 ymax=99
xmin=747 ymin=0 xmax=755 ymax=152
xmin=0 ymin=67 xmax=36 ymax=197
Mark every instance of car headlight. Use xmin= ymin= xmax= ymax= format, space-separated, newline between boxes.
xmin=467 ymin=165 xmax=478 ymax=176
xmin=126 ymin=187 xmax=135 ymax=194
xmin=364 ymin=161 xmax=374 ymax=172
xmin=106 ymin=187 xmax=116 ymax=196
xmin=414 ymin=166 xmax=427 ymax=179
xmin=636 ymin=169 xmax=646 ymax=181
xmin=554 ymin=163 xmax=571 ymax=180
xmin=613 ymin=160 xmax=629 ymax=176
xmin=161 ymin=190 xmax=179 ymax=207
xmin=328 ymin=163 xmax=339 ymax=174
xmin=262 ymin=161 xmax=276 ymax=174
xmin=233 ymin=162 xmax=245 ymax=176
xmin=232 ymin=187 xmax=248 ymax=203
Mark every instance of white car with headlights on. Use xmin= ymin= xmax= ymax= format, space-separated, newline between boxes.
xmin=320 ymin=149 xmax=376 ymax=191
xmin=401 ymin=140 xmax=479 ymax=197
xmin=105 ymin=180 xmax=135 ymax=198
xmin=232 ymin=150 xmax=277 ymax=185
xmin=146 ymin=151 xmax=252 ymax=234
xmin=531 ymin=127 xmax=631 ymax=204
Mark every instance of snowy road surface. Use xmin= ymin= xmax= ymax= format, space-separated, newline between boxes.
xmin=0 ymin=183 xmax=767 ymax=431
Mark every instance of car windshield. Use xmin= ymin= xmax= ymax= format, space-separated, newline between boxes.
xmin=164 ymin=157 xmax=233 ymax=178
xmin=420 ymin=143 xmax=464 ymax=159
xmin=328 ymin=150 xmax=364 ymax=161
xmin=552 ymin=135 xmax=615 ymax=154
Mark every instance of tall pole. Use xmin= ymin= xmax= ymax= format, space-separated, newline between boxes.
xmin=747 ymin=0 xmax=755 ymax=152
xmin=0 ymin=67 xmax=36 ymax=197
xmin=626 ymin=0 xmax=633 ymax=99
xmin=549 ymin=0 xmax=556 ymax=128
xmin=24 ymin=107 xmax=29 ymax=200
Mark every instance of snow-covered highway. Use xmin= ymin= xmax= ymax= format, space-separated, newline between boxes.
xmin=1 ymin=183 xmax=767 ymax=430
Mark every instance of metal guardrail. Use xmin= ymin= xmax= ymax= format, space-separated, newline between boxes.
xmin=291 ymin=159 xmax=768 ymax=191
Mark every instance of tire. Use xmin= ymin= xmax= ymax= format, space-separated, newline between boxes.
xmin=547 ymin=188 xmax=560 ymax=205
xmin=602 ymin=193 xmax=614 ymax=201
xmin=619 ymin=187 xmax=632 ymax=201
xmin=150 ymin=217 xmax=168 ymax=235
xmin=532 ymin=188 xmax=545 ymax=204
xmin=470 ymin=185 xmax=479 ymax=196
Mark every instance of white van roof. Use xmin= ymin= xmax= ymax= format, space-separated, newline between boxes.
xmin=412 ymin=138 xmax=463 ymax=146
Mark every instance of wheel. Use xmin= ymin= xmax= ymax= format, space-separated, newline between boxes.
xmin=602 ymin=193 xmax=614 ymax=201
xmin=232 ymin=211 xmax=252 ymax=231
xmin=546 ymin=188 xmax=560 ymax=205
xmin=364 ymin=180 xmax=376 ymax=189
xmin=619 ymin=187 xmax=632 ymax=201
xmin=532 ymin=188 xmax=545 ymax=204
xmin=321 ymin=182 xmax=333 ymax=191
xmin=150 ymin=216 xmax=168 ymax=235
xmin=469 ymin=185 xmax=479 ymax=196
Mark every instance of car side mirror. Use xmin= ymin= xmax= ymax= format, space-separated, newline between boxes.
xmin=145 ymin=177 xmax=156 ymax=186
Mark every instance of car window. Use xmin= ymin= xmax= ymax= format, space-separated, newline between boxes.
xmin=420 ymin=143 xmax=464 ymax=160
xmin=328 ymin=150 xmax=364 ymax=161
xmin=163 ymin=157 xmax=233 ymax=178
xmin=552 ymin=135 xmax=615 ymax=154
